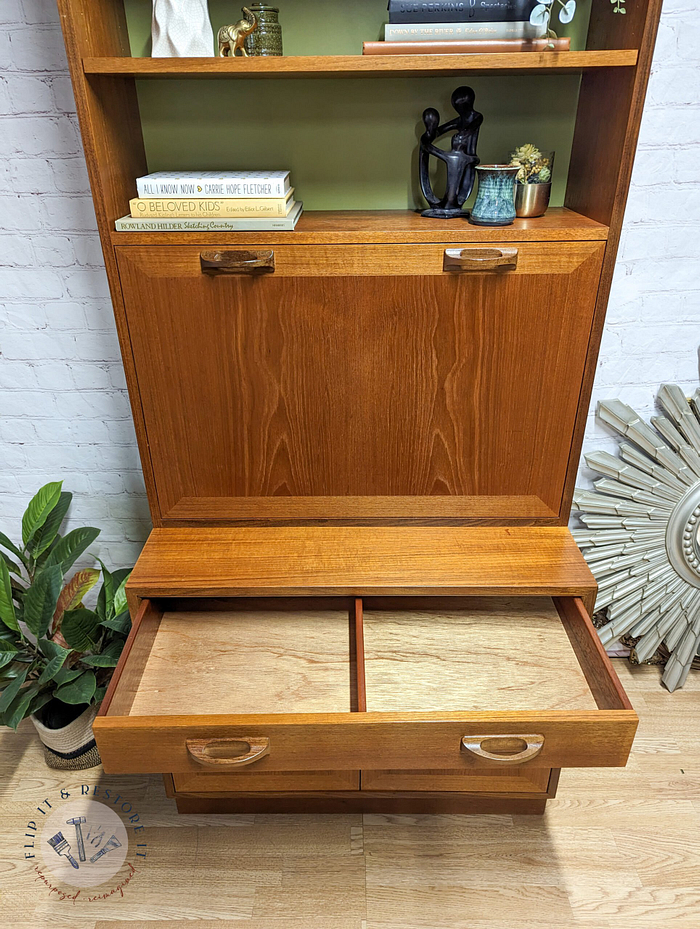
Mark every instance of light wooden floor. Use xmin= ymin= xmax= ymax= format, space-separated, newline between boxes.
xmin=1 ymin=662 xmax=699 ymax=928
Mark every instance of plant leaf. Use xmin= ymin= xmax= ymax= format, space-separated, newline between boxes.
xmin=44 ymin=527 xmax=100 ymax=574
xmin=80 ymin=654 xmax=119 ymax=668
xmin=21 ymin=482 xmax=63 ymax=548
xmin=100 ymin=611 xmax=131 ymax=634
xmin=55 ymin=670 xmax=96 ymax=705
xmin=94 ymin=685 xmax=107 ymax=704
xmin=27 ymin=690 xmax=53 ymax=718
xmin=0 ymin=559 xmax=18 ymax=632
xmin=4 ymin=684 xmax=38 ymax=729
xmin=23 ymin=566 xmax=63 ymax=639
xmin=61 ymin=608 xmax=102 ymax=651
xmin=1 ymin=551 xmax=22 ymax=576
xmin=40 ymin=638 xmax=72 ymax=661
xmin=52 ymin=667 xmax=83 ymax=686
xmin=28 ymin=492 xmax=72 ymax=557
xmin=96 ymin=561 xmax=114 ymax=622
xmin=37 ymin=651 xmax=70 ymax=686
xmin=0 ymin=651 xmax=17 ymax=671
xmin=52 ymin=568 xmax=100 ymax=632
xmin=113 ymin=572 xmax=131 ymax=618
xmin=0 ymin=531 xmax=26 ymax=564
xmin=0 ymin=665 xmax=29 ymax=715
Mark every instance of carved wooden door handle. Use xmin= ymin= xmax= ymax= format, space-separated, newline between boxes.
xmin=461 ymin=734 xmax=544 ymax=764
xmin=443 ymin=247 xmax=518 ymax=272
xmin=186 ymin=737 xmax=271 ymax=767
xmin=200 ymin=249 xmax=275 ymax=275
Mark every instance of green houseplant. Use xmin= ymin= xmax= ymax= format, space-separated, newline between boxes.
xmin=0 ymin=482 xmax=132 ymax=769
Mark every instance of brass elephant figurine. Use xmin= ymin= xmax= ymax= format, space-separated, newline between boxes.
xmin=217 ymin=7 xmax=258 ymax=57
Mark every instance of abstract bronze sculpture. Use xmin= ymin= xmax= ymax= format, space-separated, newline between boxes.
xmin=218 ymin=7 xmax=258 ymax=57
xmin=419 ymin=86 xmax=483 ymax=219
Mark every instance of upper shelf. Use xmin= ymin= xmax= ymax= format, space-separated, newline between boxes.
xmin=110 ymin=208 xmax=609 ymax=247
xmin=84 ymin=50 xmax=638 ymax=80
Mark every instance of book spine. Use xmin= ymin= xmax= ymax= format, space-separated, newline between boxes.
xmin=385 ymin=21 xmax=538 ymax=39
xmin=387 ymin=0 xmax=535 ymax=23
xmin=363 ymin=37 xmax=570 ymax=53
xmin=130 ymin=197 xmax=292 ymax=218
xmin=115 ymin=206 xmax=302 ymax=232
xmin=136 ymin=177 xmax=289 ymax=198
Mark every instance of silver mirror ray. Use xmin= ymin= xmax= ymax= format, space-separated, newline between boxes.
xmin=573 ymin=384 xmax=700 ymax=693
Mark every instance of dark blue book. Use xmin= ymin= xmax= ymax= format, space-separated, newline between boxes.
xmin=388 ymin=0 xmax=536 ymax=24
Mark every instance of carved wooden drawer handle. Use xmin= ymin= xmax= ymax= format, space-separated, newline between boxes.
xmin=443 ymin=247 xmax=518 ymax=272
xmin=200 ymin=249 xmax=275 ymax=275
xmin=186 ymin=737 xmax=271 ymax=767
xmin=461 ymin=734 xmax=544 ymax=765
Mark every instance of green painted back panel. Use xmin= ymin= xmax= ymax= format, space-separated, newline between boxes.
xmin=123 ymin=0 xmax=591 ymax=211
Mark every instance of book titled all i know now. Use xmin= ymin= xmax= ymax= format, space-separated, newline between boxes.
xmin=136 ymin=171 xmax=292 ymax=199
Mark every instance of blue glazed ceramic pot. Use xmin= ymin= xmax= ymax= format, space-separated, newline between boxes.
xmin=469 ymin=165 xmax=520 ymax=226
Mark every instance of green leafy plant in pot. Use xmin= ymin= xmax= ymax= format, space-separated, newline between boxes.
xmin=0 ymin=482 xmax=132 ymax=769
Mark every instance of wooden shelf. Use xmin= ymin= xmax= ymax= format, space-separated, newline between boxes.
xmin=84 ymin=50 xmax=638 ymax=80
xmin=126 ymin=526 xmax=597 ymax=611
xmin=110 ymin=207 xmax=608 ymax=247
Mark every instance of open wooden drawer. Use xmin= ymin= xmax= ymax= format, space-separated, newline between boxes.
xmin=94 ymin=595 xmax=637 ymax=774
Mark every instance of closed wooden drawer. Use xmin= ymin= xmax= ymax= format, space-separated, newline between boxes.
xmin=173 ymin=770 xmax=359 ymax=794
xmin=116 ymin=240 xmax=604 ymax=523
xmin=361 ymin=768 xmax=553 ymax=795
xmin=94 ymin=595 xmax=636 ymax=775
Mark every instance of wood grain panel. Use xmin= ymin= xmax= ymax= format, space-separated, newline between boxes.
xmin=83 ymin=50 xmax=638 ymax=79
xmin=126 ymin=527 xmax=598 ymax=613
xmin=111 ymin=207 xmax=608 ymax=247
xmin=116 ymin=242 xmax=603 ymax=520
xmin=360 ymin=767 xmax=552 ymax=794
xmin=363 ymin=597 xmax=599 ymax=713
xmin=128 ymin=608 xmax=352 ymax=716
xmin=173 ymin=769 xmax=359 ymax=793
xmin=93 ymin=710 xmax=638 ymax=774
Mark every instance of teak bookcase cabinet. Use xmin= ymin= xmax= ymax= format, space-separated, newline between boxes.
xmin=57 ymin=0 xmax=661 ymax=814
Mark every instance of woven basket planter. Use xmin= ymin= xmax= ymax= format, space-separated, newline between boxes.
xmin=31 ymin=703 xmax=101 ymax=770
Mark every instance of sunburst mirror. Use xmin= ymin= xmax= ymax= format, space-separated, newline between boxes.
xmin=573 ymin=384 xmax=700 ymax=692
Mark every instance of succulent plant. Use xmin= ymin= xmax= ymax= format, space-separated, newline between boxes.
xmin=509 ymin=144 xmax=554 ymax=185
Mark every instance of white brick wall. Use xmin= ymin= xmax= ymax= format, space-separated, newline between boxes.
xmin=0 ymin=0 xmax=150 ymax=567
xmin=0 ymin=0 xmax=698 ymax=565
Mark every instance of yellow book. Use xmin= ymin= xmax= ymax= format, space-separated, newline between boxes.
xmin=130 ymin=190 xmax=295 ymax=219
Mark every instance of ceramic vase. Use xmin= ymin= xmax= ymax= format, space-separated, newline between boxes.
xmin=245 ymin=3 xmax=283 ymax=56
xmin=469 ymin=165 xmax=520 ymax=226
xmin=151 ymin=0 xmax=215 ymax=57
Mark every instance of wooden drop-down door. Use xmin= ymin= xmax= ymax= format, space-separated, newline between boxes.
xmin=116 ymin=240 xmax=604 ymax=524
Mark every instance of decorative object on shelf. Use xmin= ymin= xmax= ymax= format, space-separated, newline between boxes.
xmin=151 ymin=0 xmax=215 ymax=57
xmin=218 ymin=7 xmax=258 ymax=58
xmin=529 ymin=0 xmax=576 ymax=48
xmin=244 ymin=3 xmax=283 ymax=56
xmin=612 ymin=0 xmax=627 ymax=12
xmin=0 ymin=482 xmax=133 ymax=767
xmin=573 ymin=385 xmax=700 ymax=692
xmin=419 ymin=85 xmax=483 ymax=219
xmin=468 ymin=164 xmax=520 ymax=226
xmin=510 ymin=143 xmax=554 ymax=217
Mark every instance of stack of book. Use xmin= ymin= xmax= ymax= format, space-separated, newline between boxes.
xmin=115 ymin=171 xmax=303 ymax=232
xmin=363 ymin=0 xmax=570 ymax=55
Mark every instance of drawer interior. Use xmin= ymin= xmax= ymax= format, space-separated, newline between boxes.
xmin=104 ymin=594 xmax=627 ymax=720
xmin=362 ymin=597 xmax=598 ymax=713
xmin=109 ymin=598 xmax=359 ymax=717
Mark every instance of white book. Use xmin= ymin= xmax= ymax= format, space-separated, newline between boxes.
xmin=136 ymin=171 xmax=292 ymax=199
xmin=115 ymin=201 xmax=304 ymax=233
xmin=384 ymin=21 xmax=539 ymax=40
